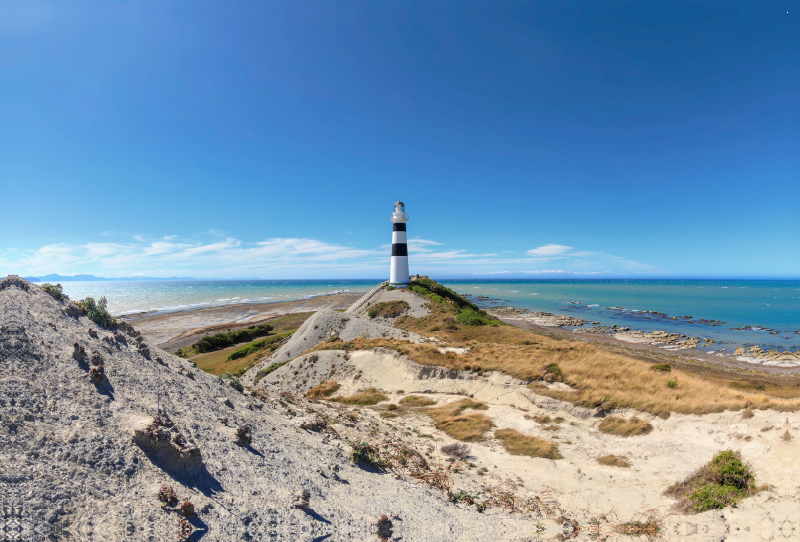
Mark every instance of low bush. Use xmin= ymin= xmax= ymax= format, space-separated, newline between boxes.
xmin=180 ymin=500 xmax=195 ymax=517
xmin=194 ymin=323 xmax=274 ymax=354
xmin=306 ymin=380 xmax=341 ymax=398
xmin=543 ymin=363 xmax=563 ymax=381
xmin=330 ymin=387 xmax=388 ymax=405
xmin=597 ymin=454 xmax=631 ymax=468
xmin=157 ymin=485 xmax=178 ymax=506
xmin=41 ymin=283 xmax=65 ymax=301
xmin=667 ymin=379 xmax=678 ymax=389
xmin=456 ymin=309 xmax=489 ymax=326
xmin=494 ymin=428 xmax=562 ymax=459
xmin=350 ymin=441 xmax=390 ymax=470
xmin=651 ymin=363 xmax=672 ymax=372
xmin=78 ymin=296 xmax=116 ymax=327
xmin=399 ymin=395 xmax=437 ymax=407
xmin=598 ymin=416 xmax=654 ymax=437
xmin=665 ymin=450 xmax=760 ymax=513
xmin=441 ymin=442 xmax=471 ymax=459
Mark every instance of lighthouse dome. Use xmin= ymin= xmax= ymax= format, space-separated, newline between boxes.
xmin=394 ymin=199 xmax=405 ymax=213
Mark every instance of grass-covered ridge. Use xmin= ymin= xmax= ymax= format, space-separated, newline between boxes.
xmin=409 ymin=277 xmax=501 ymax=327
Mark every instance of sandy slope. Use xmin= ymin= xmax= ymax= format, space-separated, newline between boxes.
xmin=0 ymin=276 xmax=555 ymax=542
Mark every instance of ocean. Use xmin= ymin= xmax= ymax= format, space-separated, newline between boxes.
xmin=51 ymin=279 xmax=799 ymax=352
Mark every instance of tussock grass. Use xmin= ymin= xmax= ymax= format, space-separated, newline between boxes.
xmin=368 ymin=300 xmax=409 ymax=319
xmin=494 ymin=428 xmax=562 ymax=459
xmin=597 ymin=454 xmax=631 ymax=468
xmin=314 ymin=330 xmax=800 ymax=417
xmin=665 ymin=450 xmax=762 ymax=513
xmin=427 ymin=399 xmax=493 ymax=442
xmin=305 ymin=380 xmax=341 ymax=398
xmin=598 ymin=416 xmax=654 ymax=437
xmin=399 ymin=395 xmax=437 ymax=407
xmin=330 ymin=387 xmax=388 ymax=406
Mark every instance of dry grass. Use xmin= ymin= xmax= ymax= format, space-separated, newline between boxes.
xmin=305 ymin=380 xmax=341 ymax=398
xmin=313 ymin=322 xmax=800 ymax=418
xmin=330 ymin=387 xmax=388 ymax=406
xmin=598 ymin=416 xmax=654 ymax=437
xmin=426 ymin=399 xmax=493 ymax=441
xmin=368 ymin=300 xmax=409 ymax=319
xmin=399 ymin=395 xmax=437 ymax=407
xmin=494 ymin=428 xmax=562 ymax=459
xmin=597 ymin=454 xmax=631 ymax=468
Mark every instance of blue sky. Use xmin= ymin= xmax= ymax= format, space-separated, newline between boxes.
xmin=1 ymin=1 xmax=797 ymax=279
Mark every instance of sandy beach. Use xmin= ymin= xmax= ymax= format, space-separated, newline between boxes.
xmin=122 ymin=292 xmax=362 ymax=351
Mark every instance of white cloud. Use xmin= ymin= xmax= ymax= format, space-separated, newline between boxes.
xmin=526 ymin=244 xmax=573 ymax=257
xmin=0 ymin=234 xmax=660 ymax=279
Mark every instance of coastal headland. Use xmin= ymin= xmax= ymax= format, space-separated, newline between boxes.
xmin=6 ymin=275 xmax=800 ymax=541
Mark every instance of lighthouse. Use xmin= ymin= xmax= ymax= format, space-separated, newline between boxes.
xmin=389 ymin=199 xmax=410 ymax=287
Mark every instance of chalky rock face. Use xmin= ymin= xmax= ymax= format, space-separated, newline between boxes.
xmin=389 ymin=199 xmax=410 ymax=288
xmin=0 ymin=276 xmax=543 ymax=541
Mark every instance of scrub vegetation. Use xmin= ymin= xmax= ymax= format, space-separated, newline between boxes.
xmin=77 ymin=296 xmax=116 ymax=327
xmin=193 ymin=323 xmax=274 ymax=354
xmin=41 ymin=283 xmax=65 ymax=301
xmin=665 ymin=450 xmax=762 ymax=513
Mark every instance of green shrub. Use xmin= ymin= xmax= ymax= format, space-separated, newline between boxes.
xmin=41 ymin=283 xmax=65 ymax=301
xmin=193 ymin=323 xmax=274 ymax=354
xmin=651 ymin=363 xmax=672 ymax=372
xmin=456 ymin=309 xmax=488 ymax=326
xmin=543 ymin=363 xmax=563 ymax=379
xmin=385 ymin=285 xmax=396 ymax=291
xmin=368 ymin=309 xmax=378 ymax=318
xmin=666 ymin=450 xmax=760 ymax=513
xmin=667 ymin=380 xmax=678 ymax=389
xmin=78 ymin=296 xmax=116 ymax=327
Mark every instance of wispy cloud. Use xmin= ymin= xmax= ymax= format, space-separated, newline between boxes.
xmin=526 ymin=244 xmax=573 ymax=257
xmin=0 ymin=234 xmax=660 ymax=279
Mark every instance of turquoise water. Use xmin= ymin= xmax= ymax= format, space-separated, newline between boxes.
xmin=55 ymin=280 xmax=380 ymax=316
xmin=51 ymin=279 xmax=799 ymax=352
xmin=442 ymin=279 xmax=800 ymax=352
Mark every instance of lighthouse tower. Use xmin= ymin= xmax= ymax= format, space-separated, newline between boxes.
xmin=389 ymin=199 xmax=410 ymax=288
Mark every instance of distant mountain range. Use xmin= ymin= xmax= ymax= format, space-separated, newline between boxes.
xmin=24 ymin=274 xmax=206 ymax=282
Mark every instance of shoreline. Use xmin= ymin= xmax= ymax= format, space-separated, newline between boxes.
xmin=121 ymin=291 xmax=362 ymax=350
xmin=487 ymin=307 xmax=800 ymax=374
xmin=123 ymin=289 xmax=800 ymax=378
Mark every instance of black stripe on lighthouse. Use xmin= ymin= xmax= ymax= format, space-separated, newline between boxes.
xmin=392 ymin=223 xmax=406 ymax=232
xmin=391 ymin=243 xmax=408 ymax=257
